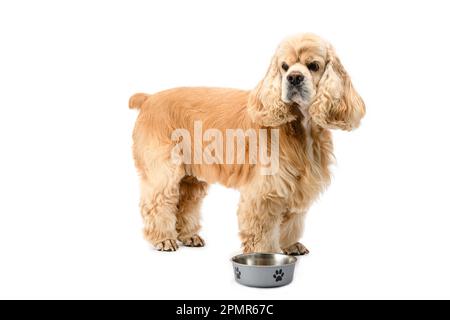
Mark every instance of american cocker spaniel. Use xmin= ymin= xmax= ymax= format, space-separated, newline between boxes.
xmin=129 ymin=33 xmax=365 ymax=254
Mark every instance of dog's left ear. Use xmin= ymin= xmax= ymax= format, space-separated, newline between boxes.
xmin=248 ymin=53 xmax=295 ymax=127
xmin=310 ymin=46 xmax=365 ymax=131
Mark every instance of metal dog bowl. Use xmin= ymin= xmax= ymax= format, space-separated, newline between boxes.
xmin=231 ymin=253 xmax=297 ymax=288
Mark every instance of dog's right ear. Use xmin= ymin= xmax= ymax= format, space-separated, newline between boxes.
xmin=248 ymin=53 xmax=295 ymax=127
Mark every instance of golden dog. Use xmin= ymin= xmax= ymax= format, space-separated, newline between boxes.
xmin=129 ymin=33 xmax=365 ymax=254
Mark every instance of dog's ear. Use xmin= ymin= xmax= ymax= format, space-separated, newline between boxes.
xmin=248 ymin=53 xmax=295 ymax=127
xmin=309 ymin=46 xmax=365 ymax=131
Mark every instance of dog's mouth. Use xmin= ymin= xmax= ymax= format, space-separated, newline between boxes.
xmin=290 ymin=84 xmax=310 ymax=97
xmin=287 ymin=86 xmax=311 ymax=108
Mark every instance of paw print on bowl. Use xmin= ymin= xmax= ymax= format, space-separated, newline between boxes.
xmin=273 ymin=269 xmax=284 ymax=282
xmin=234 ymin=267 xmax=241 ymax=279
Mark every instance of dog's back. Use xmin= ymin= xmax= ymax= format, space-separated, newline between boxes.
xmin=129 ymin=87 xmax=256 ymax=186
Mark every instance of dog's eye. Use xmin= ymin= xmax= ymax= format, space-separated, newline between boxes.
xmin=281 ymin=62 xmax=289 ymax=72
xmin=307 ymin=62 xmax=320 ymax=72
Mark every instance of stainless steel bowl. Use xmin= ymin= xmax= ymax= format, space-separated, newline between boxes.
xmin=231 ymin=253 xmax=297 ymax=288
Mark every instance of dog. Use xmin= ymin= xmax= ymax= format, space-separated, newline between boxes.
xmin=129 ymin=33 xmax=365 ymax=254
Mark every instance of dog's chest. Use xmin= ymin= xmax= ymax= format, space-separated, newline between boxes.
xmin=301 ymin=115 xmax=314 ymax=160
xmin=278 ymin=119 xmax=333 ymax=207
xmin=284 ymin=115 xmax=317 ymax=164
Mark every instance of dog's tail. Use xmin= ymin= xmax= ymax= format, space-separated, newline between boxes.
xmin=129 ymin=93 xmax=151 ymax=109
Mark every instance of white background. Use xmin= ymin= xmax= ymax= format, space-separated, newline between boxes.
xmin=1 ymin=0 xmax=449 ymax=299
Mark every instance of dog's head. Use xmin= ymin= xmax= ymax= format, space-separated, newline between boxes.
xmin=248 ymin=33 xmax=365 ymax=130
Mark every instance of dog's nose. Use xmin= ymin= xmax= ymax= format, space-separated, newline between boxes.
xmin=287 ymin=72 xmax=304 ymax=86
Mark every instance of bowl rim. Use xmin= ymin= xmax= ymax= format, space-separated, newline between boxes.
xmin=231 ymin=252 xmax=297 ymax=268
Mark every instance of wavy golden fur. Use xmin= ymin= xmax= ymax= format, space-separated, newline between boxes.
xmin=130 ymin=33 xmax=365 ymax=253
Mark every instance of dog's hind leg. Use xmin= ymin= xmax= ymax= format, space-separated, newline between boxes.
xmin=139 ymin=160 xmax=185 ymax=252
xmin=280 ymin=210 xmax=309 ymax=255
xmin=176 ymin=176 xmax=208 ymax=247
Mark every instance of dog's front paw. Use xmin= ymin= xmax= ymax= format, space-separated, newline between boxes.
xmin=155 ymin=239 xmax=178 ymax=252
xmin=179 ymin=234 xmax=205 ymax=247
xmin=282 ymin=242 xmax=309 ymax=256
